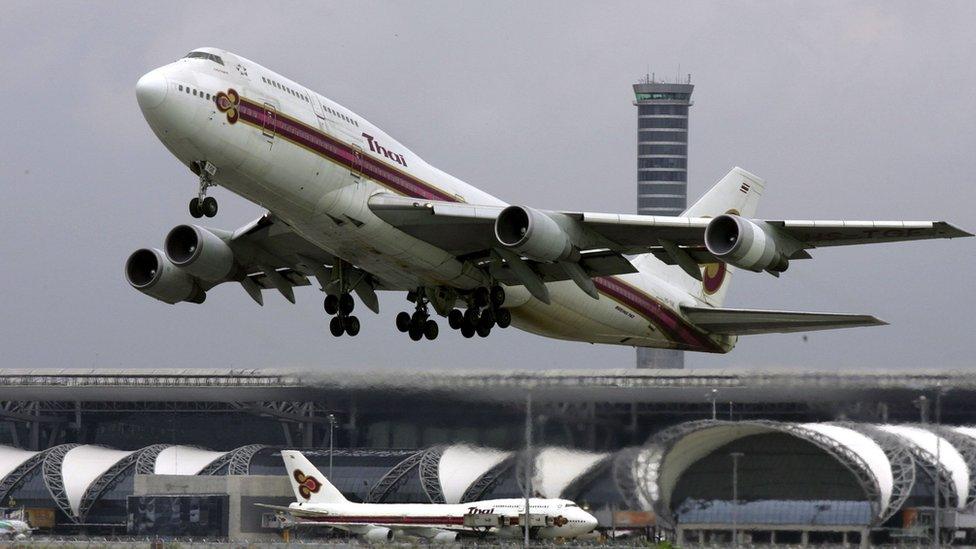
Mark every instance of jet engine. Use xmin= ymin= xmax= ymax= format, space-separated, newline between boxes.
xmin=363 ymin=526 xmax=394 ymax=541
xmin=431 ymin=531 xmax=460 ymax=543
xmin=164 ymin=225 xmax=235 ymax=281
xmin=125 ymin=248 xmax=205 ymax=304
xmin=704 ymin=214 xmax=789 ymax=273
xmin=494 ymin=205 xmax=574 ymax=262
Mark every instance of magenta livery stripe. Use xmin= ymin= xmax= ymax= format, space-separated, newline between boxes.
xmin=593 ymin=276 xmax=721 ymax=352
xmin=303 ymin=515 xmax=465 ymax=525
xmin=235 ymin=99 xmax=459 ymax=203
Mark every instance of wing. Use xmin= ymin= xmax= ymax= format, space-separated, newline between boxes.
xmin=369 ymin=193 xmax=970 ymax=289
xmin=682 ymin=306 xmax=887 ymax=335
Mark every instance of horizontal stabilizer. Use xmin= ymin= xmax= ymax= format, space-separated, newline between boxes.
xmin=682 ymin=306 xmax=887 ymax=335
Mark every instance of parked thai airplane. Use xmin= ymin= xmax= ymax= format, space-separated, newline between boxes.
xmin=255 ymin=450 xmax=598 ymax=541
xmin=128 ymin=47 xmax=971 ymax=351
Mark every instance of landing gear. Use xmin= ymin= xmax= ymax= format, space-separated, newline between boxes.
xmin=445 ymin=285 xmax=510 ymax=339
xmin=189 ymin=161 xmax=219 ymax=218
xmin=396 ymin=289 xmax=439 ymax=341
xmin=324 ymin=292 xmax=359 ymax=337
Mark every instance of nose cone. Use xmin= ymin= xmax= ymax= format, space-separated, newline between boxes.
xmin=136 ymin=69 xmax=168 ymax=111
xmin=583 ymin=512 xmax=598 ymax=532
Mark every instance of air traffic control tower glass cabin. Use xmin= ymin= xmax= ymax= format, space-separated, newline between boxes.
xmin=634 ymin=75 xmax=693 ymax=369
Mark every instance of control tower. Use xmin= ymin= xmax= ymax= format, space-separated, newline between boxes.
xmin=634 ymin=74 xmax=693 ymax=369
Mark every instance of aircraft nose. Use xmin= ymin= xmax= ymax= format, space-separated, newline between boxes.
xmin=136 ymin=69 xmax=168 ymax=111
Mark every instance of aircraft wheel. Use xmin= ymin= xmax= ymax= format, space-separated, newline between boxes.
xmin=478 ymin=313 xmax=495 ymax=331
xmin=490 ymin=285 xmax=506 ymax=308
xmin=329 ymin=316 xmax=344 ymax=337
xmin=424 ymin=320 xmax=439 ymax=340
xmin=338 ymin=293 xmax=355 ymax=315
xmin=324 ymin=294 xmax=339 ymax=315
xmin=476 ymin=323 xmax=492 ymax=338
xmin=408 ymin=324 xmax=424 ymax=341
xmin=189 ymin=198 xmax=203 ymax=218
xmin=473 ymin=286 xmax=490 ymax=308
xmin=395 ymin=311 xmax=411 ymax=333
xmin=448 ymin=309 xmax=463 ymax=330
xmin=495 ymin=308 xmax=512 ymax=329
xmin=344 ymin=316 xmax=360 ymax=336
xmin=460 ymin=324 xmax=475 ymax=339
xmin=202 ymin=196 xmax=218 ymax=217
xmin=463 ymin=308 xmax=479 ymax=328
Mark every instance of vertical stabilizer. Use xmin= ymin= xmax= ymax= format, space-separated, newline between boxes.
xmin=281 ymin=450 xmax=348 ymax=504
xmin=638 ymin=167 xmax=765 ymax=308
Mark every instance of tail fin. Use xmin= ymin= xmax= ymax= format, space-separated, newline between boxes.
xmin=637 ymin=167 xmax=766 ymax=308
xmin=281 ymin=450 xmax=347 ymax=504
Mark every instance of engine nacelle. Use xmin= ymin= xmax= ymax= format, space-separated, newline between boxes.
xmin=164 ymin=225 xmax=235 ymax=281
xmin=704 ymin=214 xmax=790 ymax=273
xmin=125 ymin=248 xmax=205 ymax=304
xmin=363 ymin=526 xmax=394 ymax=541
xmin=494 ymin=205 xmax=574 ymax=262
xmin=431 ymin=531 xmax=460 ymax=543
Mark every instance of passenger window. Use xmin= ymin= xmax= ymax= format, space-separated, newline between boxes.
xmin=178 ymin=85 xmax=183 ymax=92
xmin=206 ymin=93 xmax=211 ymax=100
xmin=193 ymin=89 xmax=197 ymax=96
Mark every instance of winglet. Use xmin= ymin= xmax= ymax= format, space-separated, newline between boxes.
xmin=934 ymin=221 xmax=974 ymax=239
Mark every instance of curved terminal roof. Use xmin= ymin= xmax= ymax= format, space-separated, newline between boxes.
xmin=0 ymin=446 xmax=39 ymax=480
xmin=153 ymin=446 xmax=226 ymax=475
xmin=533 ymin=448 xmax=610 ymax=498
xmin=880 ymin=425 xmax=969 ymax=508
xmin=438 ymin=445 xmax=510 ymax=504
xmin=62 ymin=445 xmax=137 ymax=516
xmin=799 ymin=423 xmax=894 ymax=513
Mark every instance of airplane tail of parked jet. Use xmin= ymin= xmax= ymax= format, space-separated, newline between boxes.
xmin=281 ymin=450 xmax=347 ymax=505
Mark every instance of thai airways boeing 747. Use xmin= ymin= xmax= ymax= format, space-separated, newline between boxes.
xmin=127 ymin=47 xmax=971 ymax=351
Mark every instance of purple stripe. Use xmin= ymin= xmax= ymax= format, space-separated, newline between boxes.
xmin=594 ymin=276 xmax=720 ymax=352
xmin=237 ymin=100 xmax=458 ymax=202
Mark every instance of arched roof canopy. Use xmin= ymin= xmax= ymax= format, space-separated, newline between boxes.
xmin=879 ymin=425 xmax=968 ymax=510
xmin=438 ymin=445 xmax=511 ymax=504
xmin=650 ymin=420 xmax=891 ymax=528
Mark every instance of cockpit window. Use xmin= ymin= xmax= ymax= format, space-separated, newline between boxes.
xmin=184 ymin=51 xmax=224 ymax=66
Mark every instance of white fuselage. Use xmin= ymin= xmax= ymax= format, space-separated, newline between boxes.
xmin=136 ymin=47 xmax=734 ymax=352
xmin=290 ymin=497 xmax=597 ymax=539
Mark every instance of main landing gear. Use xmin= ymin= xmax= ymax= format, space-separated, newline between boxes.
xmin=189 ymin=161 xmax=219 ymax=218
xmin=324 ymin=292 xmax=360 ymax=337
xmin=395 ymin=289 xmax=439 ymax=341
xmin=447 ymin=285 xmax=510 ymax=339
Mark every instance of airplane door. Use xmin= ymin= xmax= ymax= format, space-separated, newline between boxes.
xmin=262 ymin=103 xmax=277 ymax=141
xmin=350 ymin=144 xmax=364 ymax=179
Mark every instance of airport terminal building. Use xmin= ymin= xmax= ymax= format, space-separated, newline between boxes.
xmin=0 ymin=368 xmax=975 ymax=544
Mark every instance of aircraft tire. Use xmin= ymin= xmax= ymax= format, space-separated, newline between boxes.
xmin=189 ymin=198 xmax=203 ymax=218
xmin=448 ymin=309 xmax=463 ymax=330
xmin=324 ymin=294 xmax=339 ymax=315
xmin=463 ymin=308 xmax=479 ymax=328
xmin=474 ymin=286 xmax=490 ymax=308
xmin=408 ymin=324 xmax=423 ymax=341
xmin=490 ymin=285 xmax=506 ymax=308
xmin=338 ymin=293 xmax=355 ymax=315
xmin=329 ymin=316 xmax=344 ymax=337
xmin=202 ymin=196 xmax=218 ymax=217
xmin=344 ymin=316 xmax=360 ymax=336
xmin=476 ymin=323 xmax=492 ymax=338
xmin=495 ymin=308 xmax=512 ymax=329
xmin=424 ymin=320 xmax=439 ymax=340
xmin=395 ymin=311 xmax=411 ymax=332
xmin=460 ymin=324 xmax=475 ymax=338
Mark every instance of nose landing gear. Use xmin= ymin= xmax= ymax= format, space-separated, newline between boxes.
xmin=189 ymin=161 xmax=219 ymax=218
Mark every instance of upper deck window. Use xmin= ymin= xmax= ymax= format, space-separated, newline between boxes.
xmin=184 ymin=51 xmax=225 ymax=66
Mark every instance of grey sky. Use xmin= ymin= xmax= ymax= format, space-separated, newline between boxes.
xmin=1 ymin=1 xmax=973 ymax=371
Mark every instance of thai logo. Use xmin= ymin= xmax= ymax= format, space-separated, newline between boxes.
xmin=362 ymin=133 xmax=408 ymax=167
xmin=701 ymin=208 xmax=739 ymax=295
xmin=553 ymin=515 xmax=568 ymax=527
xmin=215 ymin=89 xmax=240 ymax=124
xmin=293 ymin=469 xmax=321 ymax=499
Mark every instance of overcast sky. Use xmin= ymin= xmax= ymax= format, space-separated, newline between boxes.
xmin=1 ymin=2 xmax=973 ymax=372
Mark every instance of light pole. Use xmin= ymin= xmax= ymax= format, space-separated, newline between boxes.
xmin=328 ymin=413 xmax=336 ymax=480
xmin=524 ymin=391 xmax=533 ymax=548
xmin=934 ymin=384 xmax=944 ymax=549
xmin=706 ymin=389 xmax=718 ymax=420
xmin=730 ymin=452 xmax=744 ymax=547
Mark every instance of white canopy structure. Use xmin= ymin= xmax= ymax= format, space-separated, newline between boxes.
xmin=880 ymin=424 xmax=970 ymax=509
xmin=532 ymin=448 xmax=609 ymax=498
xmin=437 ymin=445 xmax=510 ymax=504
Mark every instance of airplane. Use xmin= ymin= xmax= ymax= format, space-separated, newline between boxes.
xmin=256 ymin=450 xmax=598 ymax=541
xmin=0 ymin=518 xmax=32 ymax=540
xmin=128 ymin=47 xmax=971 ymax=352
